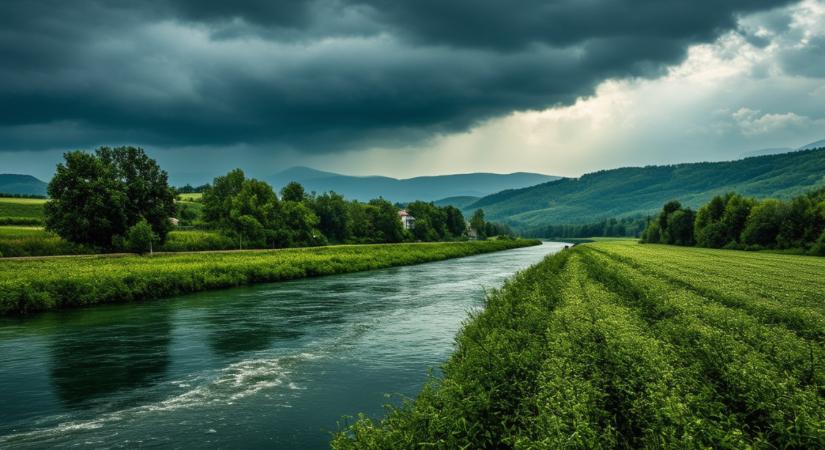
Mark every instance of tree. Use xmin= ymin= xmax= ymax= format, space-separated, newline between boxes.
xmin=741 ymin=200 xmax=787 ymax=247
xmin=281 ymin=181 xmax=307 ymax=202
xmin=470 ymin=209 xmax=486 ymax=239
xmin=45 ymin=147 xmax=175 ymax=248
xmin=695 ymin=195 xmax=728 ymax=248
xmin=312 ymin=192 xmax=350 ymax=242
xmin=444 ymin=206 xmax=466 ymax=238
xmin=272 ymin=201 xmax=324 ymax=247
xmin=367 ymin=198 xmax=404 ymax=243
xmin=202 ymin=168 xmax=246 ymax=228
xmin=126 ymin=218 xmax=158 ymax=255
xmin=665 ymin=209 xmax=695 ymax=246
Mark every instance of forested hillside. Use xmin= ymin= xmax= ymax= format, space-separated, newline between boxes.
xmin=469 ymin=148 xmax=825 ymax=227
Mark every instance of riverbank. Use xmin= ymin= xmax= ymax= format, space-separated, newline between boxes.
xmin=0 ymin=239 xmax=539 ymax=316
xmin=333 ymin=240 xmax=825 ymax=448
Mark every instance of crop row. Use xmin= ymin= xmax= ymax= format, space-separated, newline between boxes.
xmin=333 ymin=241 xmax=825 ymax=448
xmin=0 ymin=239 xmax=539 ymax=315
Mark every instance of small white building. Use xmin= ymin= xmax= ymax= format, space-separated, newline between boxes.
xmin=398 ymin=210 xmax=415 ymax=230
xmin=169 ymin=217 xmax=180 ymax=227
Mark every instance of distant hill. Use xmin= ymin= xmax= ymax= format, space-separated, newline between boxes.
xmin=433 ymin=196 xmax=481 ymax=209
xmin=799 ymin=138 xmax=825 ymax=151
xmin=267 ymin=167 xmax=558 ymax=202
xmin=740 ymin=147 xmax=793 ymax=158
xmin=469 ymin=147 xmax=825 ymax=227
xmin=0 ymin=174 xmax=48 ymax=196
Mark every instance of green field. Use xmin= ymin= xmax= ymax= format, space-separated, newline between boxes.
xmin=0 ymin=228 xmax=235 ymax=257
xmin=0 ymin=239 xmax=539 ymax=315
xmin=0 ymin=197 xmax=46 ymax=225
xmin=334 ymin=240 xmax=825 ymax=448
xmin=178 ymin=192 xmax=203 ymax=201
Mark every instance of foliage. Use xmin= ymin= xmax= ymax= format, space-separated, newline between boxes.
xmin=126 ymin=219 xmax=158 ymax=254
xmin=280 ymin=181 xmax=307 ymax=202
xmin=405 ymin=201 xmax=466 ymax=241
xmin=470 ymin=209 xmax=486 ymax=238
xmin=0 ymin=227 xmax=93 ymax=257
xmin=644 ymin=187 xmax=825 ymax=253
xmin=640 ymin=201 xmax=695 ymax=245
xmin=333 ymin=241 xmax=825 ymax=449
xmin=523 ymin=216 xmax=647 ymax=238
xmin=44 ymin=147 xmax=175 ymax=249
xmin=0 ymin=240 xmax=539 ymax=315
xmin=468 ymin=147 xmax=825 ymax=227
xmin=0 ymin=197 xmax=46 ymax=223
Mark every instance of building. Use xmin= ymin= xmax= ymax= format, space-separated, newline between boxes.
xmin=398 ymin=209 xmax=415 ymax=230
xmin=169 ymin=217 xmax=180 ymax=226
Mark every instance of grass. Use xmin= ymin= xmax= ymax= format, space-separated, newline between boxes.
xmin=0 ymin=197 xmax=46 ymax=225
xmin=333 ymin=240 xmax=825 ymax=449
xmin=178 ymin=193 xmax=203 ymax=201
xmin=0 ymin=239 xmax=540 ymax=315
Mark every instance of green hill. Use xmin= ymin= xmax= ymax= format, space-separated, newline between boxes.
xmin=469 ymin=147 xmax=825 ymax=227
xmin=433 ymin=196 xmax=480 ymax=209
xmin=0 ymin=174 xmax=47 ymax=196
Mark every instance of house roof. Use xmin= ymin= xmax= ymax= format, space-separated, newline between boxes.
xmin=398 ymin=210 xmax=410 ymax=216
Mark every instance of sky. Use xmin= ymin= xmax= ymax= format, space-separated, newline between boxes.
xmin=1 ymin=0 xmax=824 ymax=184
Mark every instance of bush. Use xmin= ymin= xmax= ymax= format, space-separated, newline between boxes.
xmin=126 ymin=219 xmax=157 ymax=255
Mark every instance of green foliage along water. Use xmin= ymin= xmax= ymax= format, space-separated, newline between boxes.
xmin=0 ymin=239 xmax=538 ymax=315
xmin=333 ymin=240 xmax=825 ymax=448
xmin=642 ymin=186 xmax=825 ymax=255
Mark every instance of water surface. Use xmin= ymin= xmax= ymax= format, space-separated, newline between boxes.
xmin=0 ymin=242 xmax=564 ymax=448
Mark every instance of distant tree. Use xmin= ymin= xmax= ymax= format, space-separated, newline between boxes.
xmin=281 ymin=182 xmax=307 ymax=202
xmin=312 ymin=192 xmax=350 ymax=242
xmin=741 ymin=200 xmax=787 ymax=247
xmin=720 ymin=194 xmax=755 ymax=245
xmin=273 ymin=201 xmax=324 ymax=247
xmin=367 ymin=198 xmax=404 ymax=243
xmin=45 ymin=147 xmax=175 ymax=248
xmin=695 ymin=195 xmax=728 ymax=248
xmin=665 ymin=209 xmax=695 ymax=246
xmin=126 ymin=218 xmax=158 ymax=255
xmin=444 ymin=206 xmax=466 ymax=237
xmin=202 ymin=168 xmax=246 ymax=228
xmin=470 ymin=209 xmax=486 ymax=239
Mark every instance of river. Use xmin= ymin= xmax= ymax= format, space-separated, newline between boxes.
xmin=0 ymin=242 xmax=564 ymax=448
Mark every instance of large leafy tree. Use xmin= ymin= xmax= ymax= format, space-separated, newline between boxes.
xmin=367 ymin=198 xmax=404 ymax=243
xmin=312 ymin=192 xmax=350 ymax=242
xmin=45 ymin=147 xmax=175 ymax=248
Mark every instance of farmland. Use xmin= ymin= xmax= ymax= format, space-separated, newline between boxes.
xmin=0 ymin=197 xmax=46 ymax=225
xmin=0 ymin=239 xmax=539 ymax=315
xmin=334 ymin=240 xmax=825 ymax=448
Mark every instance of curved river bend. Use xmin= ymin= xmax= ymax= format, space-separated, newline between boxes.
xmin=0 ymin=242 xmax=564 ymax=448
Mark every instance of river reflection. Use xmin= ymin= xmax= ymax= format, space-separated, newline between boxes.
xmin=48 ymin=305 xmax=173 ymax=407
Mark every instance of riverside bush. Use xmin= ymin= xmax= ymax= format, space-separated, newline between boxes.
xmin=333 ymin=240 xmax=825 ymax=449
xmin=0 ymin=240 xmax=539 ymax=315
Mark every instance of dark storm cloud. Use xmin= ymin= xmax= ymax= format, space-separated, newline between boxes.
xmin=0 ymin=0 xmax=797 ymax=153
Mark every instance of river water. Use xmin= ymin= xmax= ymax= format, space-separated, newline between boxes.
xmin=0 ymin=242 xmax=564 ymax=448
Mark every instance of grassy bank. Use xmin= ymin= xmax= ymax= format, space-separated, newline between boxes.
xmin=334 ymin=240 xmax=825 ymax=448
xmin=0 ymin=239 xmax=539 ymax=315
xmin=0 ymin=197 xmax=46 ymax=226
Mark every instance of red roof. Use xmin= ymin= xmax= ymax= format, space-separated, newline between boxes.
xmin=398 ymin=210 xmax=410 ymax=216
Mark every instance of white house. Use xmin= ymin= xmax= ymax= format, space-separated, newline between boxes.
xmin=398 ymin=209 xmax=415 ymax=230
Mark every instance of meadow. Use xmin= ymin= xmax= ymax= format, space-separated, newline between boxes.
xmin=0 ymin=239 xmax=539 ymax=315
xmin=333 ymin=240 xmax=825 ymax=448
xmin=0 ymin=197 xmax=46 ymax=225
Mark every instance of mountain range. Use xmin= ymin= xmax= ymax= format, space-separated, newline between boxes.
xmin=0 ymin=174 xmax=48 ymax=196
xmin=467 ymin=146 xmax=825 ymax=228
xmin=266 ymin=167 xmax=559 ymax=202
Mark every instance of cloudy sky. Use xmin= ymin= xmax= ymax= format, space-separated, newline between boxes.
xmin=1 ymin=0 xmax=824 ymax=184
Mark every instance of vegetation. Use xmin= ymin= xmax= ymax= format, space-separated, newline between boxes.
xmin=0 ymin=227 xmax=93 ymax=257
xmin=642 ymin=187 xmax=825 ymax=255
xmin=333 ymin=240 xmax=825 ymax=449
xmin=0 ymin=197 xmax=46 ymax=225
xmin=523 ymin=216 xmax=646 ymax=239
xmin=468 ymin=147 xmax=825 ymax=227
xmin=44 ymin=146 xmax=176 ymax=249
xmin=0 ymin=240 xmax=539 ymax=315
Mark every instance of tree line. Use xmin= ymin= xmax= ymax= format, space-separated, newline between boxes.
xmin=641 ymin=187 xmax=825 ymax=255
xmin=43 ymin=146 xmax=506 ymax=254
xmin=523 ymin=216 xmax=647 ymax=239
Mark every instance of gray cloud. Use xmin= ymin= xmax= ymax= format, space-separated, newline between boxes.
xmin=0 ymin=0 xmax=801 ymax=159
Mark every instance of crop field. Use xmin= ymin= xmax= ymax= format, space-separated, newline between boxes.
xmin=0 ymin=239 xmax=539 ymax=315
xmin=334 ymin=240 xmax=825 ymax=448
xmin=0 ymin=197 xmax=46 ymax=225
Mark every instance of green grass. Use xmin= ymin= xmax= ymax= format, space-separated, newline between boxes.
xmin=178 ymin=193 xmax=203 ymax=201
xmin=0 ymin=239 xmax=539 ymax=315
xmin=333 ymin=240 xmax=825 ymax=449
xmin=0 ymin=197 xmax=46 ymax=224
